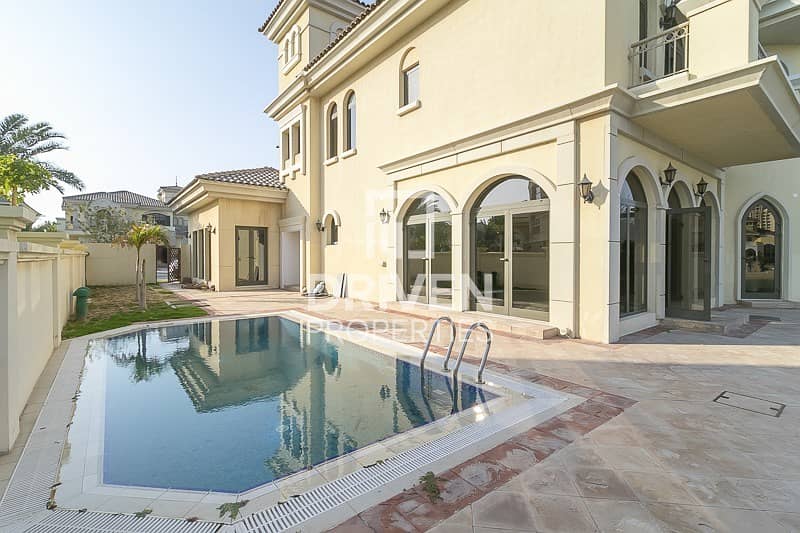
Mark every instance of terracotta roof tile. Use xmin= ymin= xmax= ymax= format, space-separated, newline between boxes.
xmin=195 ymin=166 xmax=285 ymax=189
xmin=258 ymin=0 xmax=369 ymax=34
xmin=62 ymin=191 xmax=167 ymax=208
xmin=303 ymin=0 xmax=385 ymax=71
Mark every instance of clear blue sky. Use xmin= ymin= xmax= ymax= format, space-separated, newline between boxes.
xmin=1 ymin=0 xmax=280 ymax=220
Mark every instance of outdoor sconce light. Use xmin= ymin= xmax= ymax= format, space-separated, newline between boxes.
xmin=694 ymin=177 xmax=708 ymax=198
xmin=204 ymin=222 xmax=216 ymax=234
xmin=579 ymin=174 xmax=595 ymax=203
xmin=660 ymin=162 xmax=677 ymax=187
xmin=379 ymin=208 xmax=391 ymax=224
xmin=315 ymin=219 xmax=324 ymax=232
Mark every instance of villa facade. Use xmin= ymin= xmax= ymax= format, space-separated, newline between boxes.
xmin=172 ymin=0 xmax=800 ymax=343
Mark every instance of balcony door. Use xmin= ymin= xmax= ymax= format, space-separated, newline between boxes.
xmin=236 ymin=226 xmax=267 ymax=286
xmin=666 ymin=207 xmax=711 ymax=320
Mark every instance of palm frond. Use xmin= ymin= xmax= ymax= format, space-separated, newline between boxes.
xmin=0 ymin=114 xmax=27 ymax=138
xmin=38 ymin=161 xmax=85 ymax=191
xmin=28 ymin=141 xmax=69 ymax=157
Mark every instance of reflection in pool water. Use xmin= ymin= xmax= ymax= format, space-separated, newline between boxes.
xmin=91 ymin=316 xmax=494 ymax=493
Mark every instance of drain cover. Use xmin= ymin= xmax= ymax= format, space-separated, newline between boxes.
xmin=713 ymin=391 xmax=785 ymax=417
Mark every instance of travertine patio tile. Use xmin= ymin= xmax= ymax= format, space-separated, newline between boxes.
xmin=569 ymin=468 xmax=637 ymax=501
xmin=592 ymin=446 xmax=665 ymax=472
xmin=644 ymin=502 xmax=728 ymax=532
xmin=770 ymin=511 xmax=800 ymax=532
xmin=709 ymin=508 xmax=789 ymax=533
xmin=427 ymin=505 xmax=472 ymax=533
xmin=527 ymin=494 xmax=598 ymax=533
xmin=619 ymin=471 xmax=701 ymax=505
xmin=504 ymin=465 xmax=579 ymax=497
xmin=359 ymin=503 xmax=420 ymax=532
xmin=478 ymin=442 xmax=538 ymax=473
xmin=509 ymin=428 xmax=569 ymax=460
xmin=584 ymin=500 xmax=664 ymax=533
xmin=453 ymin=458 xmax=515 ymax=491
xmin=471 ymin=491 xmax=537 ymax=531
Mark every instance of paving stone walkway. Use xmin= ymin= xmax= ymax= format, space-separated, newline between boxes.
xmin=4 ymin=286 xmax=798 ymax=532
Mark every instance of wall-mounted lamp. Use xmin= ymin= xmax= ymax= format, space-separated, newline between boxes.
xmin=694 ymin=177 xmax=708 ymax=198
xmin=579 ymin=174 xmax=595 ymax=203
xmin=204 ymin=222 xmax=216 ymax=234
xmin=660 ymin=162 xmax=677 ymax=187
xmin=379 ymin=208 xmax=391 ymax=224
xmin=315 ymin=219 xmax=324 ymax=232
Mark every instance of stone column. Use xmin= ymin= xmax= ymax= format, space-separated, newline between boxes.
xmin=0 ymin=205 xmax=38 ymax=453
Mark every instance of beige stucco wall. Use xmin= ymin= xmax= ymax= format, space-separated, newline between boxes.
xmin=1 ymin=212 xmax=87 ymax=452
xmin=261 ymin=0 xmax=798 ymax=342
xmin=186 ymin=199 xmax=282 ymax=292
xmin=724 ymin=158 xmax=800 ymax=303
xmin=85 ymin=243 xmax=157 ymax=286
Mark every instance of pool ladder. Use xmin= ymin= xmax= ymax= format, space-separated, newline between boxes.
xmin=420 ymin=317 xmax=493 ymax=384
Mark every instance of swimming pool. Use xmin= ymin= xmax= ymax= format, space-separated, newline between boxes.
xmin=43 ymin=312 xmax=577 ymax=528
xmin=80 ymin=316 xmax=495 ymax=493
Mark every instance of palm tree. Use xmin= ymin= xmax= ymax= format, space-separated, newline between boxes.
xmin=0 ymin=113 xmax=84 ymax=203
xmin=116 ymin=223 xmax=168 ymax=309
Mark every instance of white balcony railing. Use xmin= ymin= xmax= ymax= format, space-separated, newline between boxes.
xmin=630 ymin=22 xmax=690 ymax=87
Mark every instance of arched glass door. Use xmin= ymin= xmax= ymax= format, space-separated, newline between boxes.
xmin=471 ymin=177 xmax=549 ymax=321
xmin=620 ymin=172 xmax=649 ymax=316
xmin=403 ymin=193 xmax=452 ymax=305
xmin=741 ymin=200 xmax=781 ymax=299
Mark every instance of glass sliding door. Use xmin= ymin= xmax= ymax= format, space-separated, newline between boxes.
xmin=473 ymin=214 xmax=506 ymax=312
xmin=619 ymin=173 xmax=649 ymax=316
xmin=471 ymin=176 xmax=550 ymax=320
xmin=402 ymin=193 xmax=452 ymax=306
xmin=511 ymin=211 xmax=549 ymax=320
xmin=236 ymin=226 xmax=267 ymax=286
xmin=666 ymin=207 xmax=711 ymax=320
xmin=404 ymin=222 xmax=428 ymax=302
xmin=741 ymin=200 xmax=781 ymax=299
xmin=430 ymin=219 xmax=452 ymax=305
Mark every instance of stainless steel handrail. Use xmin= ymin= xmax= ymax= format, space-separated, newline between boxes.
xmin=450 ymin=322 xmax=492 ymax=384
xmin=420 ymin=316 xmax=456 ymax=372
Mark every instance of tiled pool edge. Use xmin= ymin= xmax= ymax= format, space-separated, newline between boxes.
xmin=327 ymin=374 xmax=637 ymax=532
xmin=0 ymin=312 xmax=636 ymax=533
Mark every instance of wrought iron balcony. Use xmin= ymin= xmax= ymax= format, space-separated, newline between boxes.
xmin=629 ymin=22 xmax=689 ymax=87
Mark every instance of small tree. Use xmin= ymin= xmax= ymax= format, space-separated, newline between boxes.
xmin=0 ymin=154 xmax=51 ymax=205
xmin=79 ymin=202 xmax=133 ymax=243
xmin=0 ymin=113 xmax=85 ymax=203
xmin=116 ymin=223 xmax=168 ymax=309
xmin=30 ymin=220 xmax=57 ymax=232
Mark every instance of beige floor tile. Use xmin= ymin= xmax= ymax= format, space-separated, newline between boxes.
xmin=472 ymin=491 xmax=537 ymax=531
xmin=569 ymin=468 xmax=637 ymax=501
xmin=504 ymin=465 xmax=579 ymax=497
xmin=619 ymin=471 xmax=701 ymax=505
xmin=584 ymin=500 xmax=664 ymax=533
xmin=527 ymin=494 xmax=598 ymax=533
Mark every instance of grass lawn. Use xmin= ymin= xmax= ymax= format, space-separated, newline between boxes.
xmin=62 ymin=285 xmax=207 ymax=339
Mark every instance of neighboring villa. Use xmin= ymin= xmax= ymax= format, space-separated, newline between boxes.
xmin=58 ymin=186 xmax=189 ymax=245
xmin=171 ymin=0 xmax=800 ymax=343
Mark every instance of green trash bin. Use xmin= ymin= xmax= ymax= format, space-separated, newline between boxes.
xmin=72 ymin=286 xmax=90 ymax=320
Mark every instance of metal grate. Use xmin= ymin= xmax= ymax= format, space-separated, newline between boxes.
xmin=237 ymin=399 xmax=536 ymax=533
xmin=713 ymin=391 xmax=786 ymax=417
xmin=25 ymin=510 xmax=222 ymax=533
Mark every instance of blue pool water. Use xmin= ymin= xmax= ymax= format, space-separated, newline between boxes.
xmin=90 ymin=316 xmax=494 ymax=493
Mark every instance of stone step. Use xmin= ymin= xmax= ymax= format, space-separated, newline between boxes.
xmin=382 ymin=302 xmax=561 ymax=340
xmin=739 ymin=299 xmax=800 ymax=309
xmin=660 ymin=313 xmax=749 ymax=335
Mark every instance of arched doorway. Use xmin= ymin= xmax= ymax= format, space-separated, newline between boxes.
xmin=741 ymin=199 xmax=782 ymax=299
xmin=619 ymin=172 xmax=649 ymax=317
xmin=403 ymin=192 xmax=452 ymax=305
xmin=470 ymin=176 xmax=549 ymax=321
xmin=665 ymin=183 xmax=712 ymax=320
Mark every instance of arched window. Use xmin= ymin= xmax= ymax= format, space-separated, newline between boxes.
xmin=327 ymin=103 xmax=338 ymax=159
xmin=325 ymin=214 xmax=339 ymax=245
xmin=404 ymin=193 xmax=452 ymax=305
xmin=344 ymin=92 xmax=356 ymax=151
xmin=620 ymin=172 xmax=648 ymax=316
xmin=400 ymin=48 xmax=420 ymax=108
xmin=742 ymin=199 xmax=782 ymax=299
xmin=470 ymin=176 xmax=550 ymax=320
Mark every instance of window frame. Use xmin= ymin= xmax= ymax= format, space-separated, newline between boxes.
xmin=326 ymin=103 xmax=339 ymax=161
xmin=402 ymin=63 xmax=420 ymax=107
xmin=344 ymin=92 xmax=356 ymax=153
